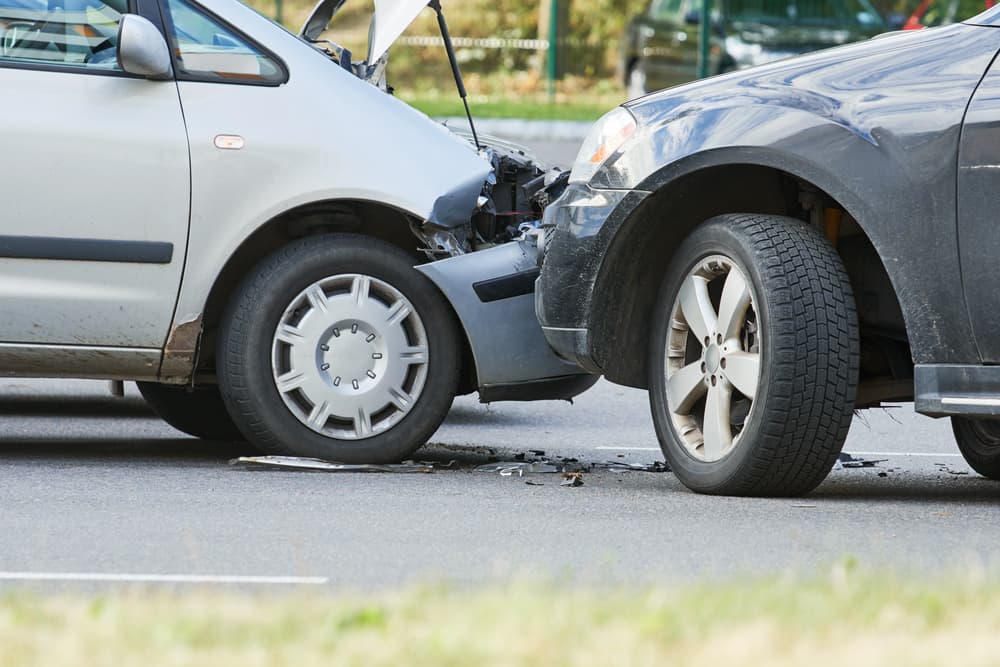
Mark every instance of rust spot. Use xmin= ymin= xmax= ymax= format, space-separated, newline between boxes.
xmin=159 ymin=316 xmax=203 ymax=382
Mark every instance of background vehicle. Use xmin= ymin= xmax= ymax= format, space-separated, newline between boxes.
xmin=538 ymin=11 xmax=1000 ymax=495
xmin=0 ymin=0 xmax=593 ymax=463
xmin=901 ymin=0 xmax=994 ymax=27
xmin=621 ymin=0 xmax=886 ymax=96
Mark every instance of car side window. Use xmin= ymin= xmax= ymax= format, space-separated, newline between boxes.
xmin=0 ymin=0 xmax=125 ymax=70
xmin=163 ymin=0 xmax=284 ymax=84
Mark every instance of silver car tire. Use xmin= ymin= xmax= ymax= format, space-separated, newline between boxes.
xmin=648 ymin=214 xmax=859 ymax=496
xmin=217 ymin=233 xmax=460 ymax=463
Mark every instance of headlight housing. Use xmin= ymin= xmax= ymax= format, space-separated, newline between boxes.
xmin=568 ymin=107 xmax=637 ymax=185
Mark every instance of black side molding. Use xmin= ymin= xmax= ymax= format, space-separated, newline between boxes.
xmin=0 ymin=236 xmax=173 ymax=264
xmin=472 ymin=267 xmax=540 ymax=303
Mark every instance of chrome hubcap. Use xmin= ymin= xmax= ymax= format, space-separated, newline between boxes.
xmin=271 ymin=274 xmax=429 ymax=441
xmin=664 ymin=256 xmax=761 ymax=462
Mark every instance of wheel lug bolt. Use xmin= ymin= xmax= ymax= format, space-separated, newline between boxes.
xmin=700 ymin=362 xmax=706 ymax=373
xmin=720 ymin=358 xmax=726 ymax=369
xmin=704 ymin=336 xmax=710 ymax=346
xmin=716 ymin=333 xmax=722 ymax=344
xmin=711 ymin=376 xmax=717 ymax=386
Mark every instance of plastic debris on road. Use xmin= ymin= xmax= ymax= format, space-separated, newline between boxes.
xmin=231 ymin=456 xmax=435 ymax=473
xmin=836 ymin=452 xmax=887 ymax=469
xmin=561 ymin=472 xmax=584 ymax=487
xmin=474 ymin=458 xmax=669 ymax=476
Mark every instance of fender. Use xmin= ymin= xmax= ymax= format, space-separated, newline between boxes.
xmin=592 ymin=23 xmax=1000 ymax=365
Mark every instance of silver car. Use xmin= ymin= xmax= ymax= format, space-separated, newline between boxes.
xmin=0 ymin=0 xmax=594 ymax=461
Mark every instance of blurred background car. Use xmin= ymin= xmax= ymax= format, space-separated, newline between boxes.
xmin=621 ymin=0 xmax=886 ymax=97
xmin=901 ymin=0 xmax=994 ymax=28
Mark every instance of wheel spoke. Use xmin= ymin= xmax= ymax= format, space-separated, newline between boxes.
xmin=401 ymin=345 xmax=428 ymax=364
xmin=354 ymin=407 xmax=372 ymax=438
xmin=724 ymin=351 xmax=760 ymax=399
xmin=679 ymin=275 xmax=716 ymax=345
xmin=386 ymin=299 xmax=411 ymax=327
xmin=702 ymin=383 xmax=733 ymax=459
xmin=388 ymin=386 xmax=412 ymax=411
xmin=667 ymin=361 xmax=708 ymax=414
xmin=275 ymin=370 xmax=306 ymax=394
xmin=275 ymin=323 xmax=306 ymax=345
xmin=306 ymin=285 xmax=329 ymax=315
xmin=307 ymin=400 xmax=330 ymax=429
xmin=716 ymin=268 xmax=751 ymax=341
xmin=351 ymin=275 xmax=371 ymax=307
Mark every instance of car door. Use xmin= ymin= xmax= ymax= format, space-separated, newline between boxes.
xmin=0 ymin=0 xmax=189 ymax=349
xmin=958 ymin=53 xmax=1000 ymax=362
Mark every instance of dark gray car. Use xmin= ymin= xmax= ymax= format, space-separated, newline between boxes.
xmin=537 ymin=12 xmax=1000 ymax=496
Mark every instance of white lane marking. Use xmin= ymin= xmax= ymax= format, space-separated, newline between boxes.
xmin=595 ymin=447 xmax=964 ymax=458
xmin=0 ymin=572 xmax=328 ymax=585
xmin=847 ymin=451 xmax=962 ymax=458
xmin=595 ymin=446 xmax=660 ymax=451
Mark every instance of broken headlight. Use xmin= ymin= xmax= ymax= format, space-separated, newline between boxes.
xmin=568 ymin=107 xmax=637 ymax=185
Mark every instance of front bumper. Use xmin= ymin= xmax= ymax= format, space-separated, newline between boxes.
xmin=535 ymin=183 xmax=650 ymax=371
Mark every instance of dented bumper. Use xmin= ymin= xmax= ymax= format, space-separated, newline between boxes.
xmin=416 ymin=240 xmax=597 ymax=402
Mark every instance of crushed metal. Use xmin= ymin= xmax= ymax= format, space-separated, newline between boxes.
xmin=231 ymin=456 xmax=435 ymax=473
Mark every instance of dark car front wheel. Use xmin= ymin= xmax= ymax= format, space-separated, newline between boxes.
xmin=217 ymin=233 xmax=460 ymax=463
xmin=648 ymin=214 xmax=859 ymax=496
xmin=951 ymin=417 xmax=1000 ymax=479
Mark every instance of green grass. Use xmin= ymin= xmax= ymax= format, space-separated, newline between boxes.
xmin=405 ymin=96 xmax=615 ymax=121
xmin=5 ymin=564 xmax=1000 ymax=666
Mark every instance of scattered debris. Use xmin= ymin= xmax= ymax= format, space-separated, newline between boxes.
xmin=474 ymin=461 xmax=563 ymax=476
xmin=530 ymin=449 xmax=546 ymax=456
xmin=525 ymin=480 xmax=544 ymax=486
xmin=935 ymin=462 xmax=969 ymax=476
xmin=791 ymin=504 xmax=816 ymax=508
xmin=561 ymin=472 xmax=584 ymax=487
xmin=231 ymin=456 xmax=434 ymax=473
xmin=837 ymin=452 xmax=887 ymax=469
xmin=878 ymin=471 xmax=888 ymax=478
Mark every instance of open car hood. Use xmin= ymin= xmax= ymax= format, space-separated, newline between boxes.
xmin=301 ymin=0 xmax=427 ymax=63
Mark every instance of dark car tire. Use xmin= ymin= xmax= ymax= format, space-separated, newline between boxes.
xmin=136 ymin=382 xmax=245 ymax=441
xmin=951 ymin=417 xmax=1000 ymax=479
xmin=217 ymin=233 xmax=460 ymax=463
xmin=648 ymin=214 xmax=859 ymax=496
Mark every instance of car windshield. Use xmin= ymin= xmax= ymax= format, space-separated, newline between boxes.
xmin=722 ymin=0 xmax=885 ymax=28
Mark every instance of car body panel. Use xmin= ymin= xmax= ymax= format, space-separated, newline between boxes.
xmin=539 ymin=23 xmax=1000 ymax=373
xmin=0 ymin=66 xmax=190 ymax=349
xmin=417 ymin=240 xmax=588 ymax=392
xmin=166 ymin=0 xmax=492 ymax=347
xmin=957 ymin=54 xmax=1000 ymax=363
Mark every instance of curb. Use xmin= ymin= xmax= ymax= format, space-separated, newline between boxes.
xmin=435 ymin=117 xmax=593 ymax=142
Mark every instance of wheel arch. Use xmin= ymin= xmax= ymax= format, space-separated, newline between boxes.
xmin=170 ymin=199 xmax=477 ymax=392
xmin=588 ymin=153 xmax=912 ymax=393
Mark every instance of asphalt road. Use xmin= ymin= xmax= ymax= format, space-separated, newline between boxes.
xmin=1 ymin=138 xmax=998 ymax=590
xmin=0 ymin=377 xmax=995 ymax=590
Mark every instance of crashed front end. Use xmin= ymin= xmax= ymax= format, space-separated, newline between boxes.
xmin=299 ymin=0 xmax=596 ymax=401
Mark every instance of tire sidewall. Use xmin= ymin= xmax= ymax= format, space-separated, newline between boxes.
xmin=219 ymin=234 xmax=459 ymax=462
xmin=649 ymin=219 xmax=781 ymax=491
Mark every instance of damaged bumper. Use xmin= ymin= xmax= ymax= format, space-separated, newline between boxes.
xmin=417 ymin=240 xmax=597 ymax=402
xmin=535 ymin=183 xmax=650 ymax=372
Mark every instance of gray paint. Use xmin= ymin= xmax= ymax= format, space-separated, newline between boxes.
xmin=416 ymin=242 xmax=586 ymax=388
xmin=540 ymin=23 xmax=1000 ymax=369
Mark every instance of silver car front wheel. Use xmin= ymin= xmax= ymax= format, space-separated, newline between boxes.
xmin=219 ymin=233 xmax=460 ymax=463
xmin=271 ymin=274 xmax=429 ymax=440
